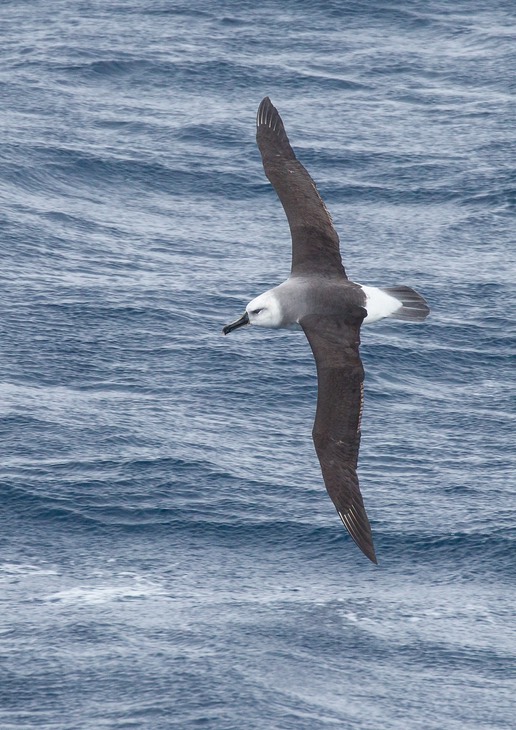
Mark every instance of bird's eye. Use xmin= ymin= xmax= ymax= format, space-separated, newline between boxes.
xmin=251 ymin=308 xmax=263 ymax=315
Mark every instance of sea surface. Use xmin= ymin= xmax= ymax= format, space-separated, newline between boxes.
xmin=1 ymin=1 xmax=515 ymax=728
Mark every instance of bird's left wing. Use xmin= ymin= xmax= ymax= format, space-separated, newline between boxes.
xmin=300 ymin=309 xmax=377 ymax=564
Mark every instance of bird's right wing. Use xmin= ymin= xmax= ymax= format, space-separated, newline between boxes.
xmin=301 ymin=309 xmax=377 ymax=564
xmin=256 ymin=97 xmax=347 ymax=279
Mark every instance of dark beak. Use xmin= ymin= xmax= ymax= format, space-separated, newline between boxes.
xmin=222 ymin=311 xmax=249 ymax=335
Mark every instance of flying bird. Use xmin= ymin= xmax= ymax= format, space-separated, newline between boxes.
xmin=223 ymin=97 xmax=429 ymax=563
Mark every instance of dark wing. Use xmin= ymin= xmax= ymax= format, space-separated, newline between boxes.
xmin=256 ymin=97 xmax=347 ymax=279
xmin=301 ymin=309 xmax=377 ymax=564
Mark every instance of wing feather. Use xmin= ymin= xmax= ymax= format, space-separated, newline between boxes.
xmin=256 ymin=97 xmax=347 ymax=279
xmin=301 ymin=311 xmax=377 ymax=564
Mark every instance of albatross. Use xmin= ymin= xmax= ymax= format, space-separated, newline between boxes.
xmin=223 ymin=97 xmax=429 ymax=564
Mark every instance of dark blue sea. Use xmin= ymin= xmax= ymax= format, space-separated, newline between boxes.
xmin=1 ymin=1 xmax=515 ymax=728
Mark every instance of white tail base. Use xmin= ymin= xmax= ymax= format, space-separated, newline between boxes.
xmin=360 ymin=285 xmax=402 ymax=324
xmin=360 ymin=284 xmax=430 ymax=324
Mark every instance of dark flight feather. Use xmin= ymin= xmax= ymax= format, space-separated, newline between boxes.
xmin=256 ymin=97 xmax=347 ymax=279
xmin=301 ymin=311 xmax=377 ymax=564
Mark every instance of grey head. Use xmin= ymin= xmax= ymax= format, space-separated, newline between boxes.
xmin=224 ymin=97 xmax=379 ymax=562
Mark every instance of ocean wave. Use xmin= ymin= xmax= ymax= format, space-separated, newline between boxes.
xmin=1 ymin=2 xmax=514 ymax=726
xmin=2 ymin=475 xmax=512 ymax=575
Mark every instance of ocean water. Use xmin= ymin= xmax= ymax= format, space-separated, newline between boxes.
xmin=1 ymin=1 xmax=515 ymax=728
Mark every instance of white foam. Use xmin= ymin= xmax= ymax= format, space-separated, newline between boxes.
xmin=0 ymin=562 xmax=58 ymax=579
xmin=43 ymin=577 xmax=168 ymax=605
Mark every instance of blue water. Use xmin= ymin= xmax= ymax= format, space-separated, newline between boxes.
xmin=1 ymin=1 xmax=515 ymax=728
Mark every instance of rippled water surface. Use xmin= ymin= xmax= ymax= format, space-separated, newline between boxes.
xmin=1 ymin=1 xmax=515 ymax=728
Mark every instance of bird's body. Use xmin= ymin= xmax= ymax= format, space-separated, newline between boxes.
xmin=223 ymin=98 xmax=429 ymax=564
xmin=244 ymin=279 xmax=418 ymax=330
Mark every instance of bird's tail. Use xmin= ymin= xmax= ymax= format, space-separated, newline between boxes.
xmin=381 ymin=286 xmax=430 ymax=322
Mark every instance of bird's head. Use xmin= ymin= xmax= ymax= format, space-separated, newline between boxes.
xmin=223 ymin=290 xmax=282 ymax=334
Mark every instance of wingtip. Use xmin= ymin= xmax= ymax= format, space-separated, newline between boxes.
xmin=256 ymin=96 xmax=294 ymax=158
xmin=338 ymin=508 xmax=378 ymax=565
xmin=256 ymin=96 xmax=275 ymax=128
xmin=258 ymin=96 xmax=273 ymax=112
xmin=356 ymin=538 xmax=379 ymax=566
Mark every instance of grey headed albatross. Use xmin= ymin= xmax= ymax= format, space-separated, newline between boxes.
xmin=223 ymin=97 xmax=430 ymax=564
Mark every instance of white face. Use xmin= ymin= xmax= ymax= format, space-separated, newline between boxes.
xmin=246 ymin=290 xmax=282 ymax=329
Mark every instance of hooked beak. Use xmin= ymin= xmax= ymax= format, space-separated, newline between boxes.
xmin=222 ymin=311 xmax=249 ymax=335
